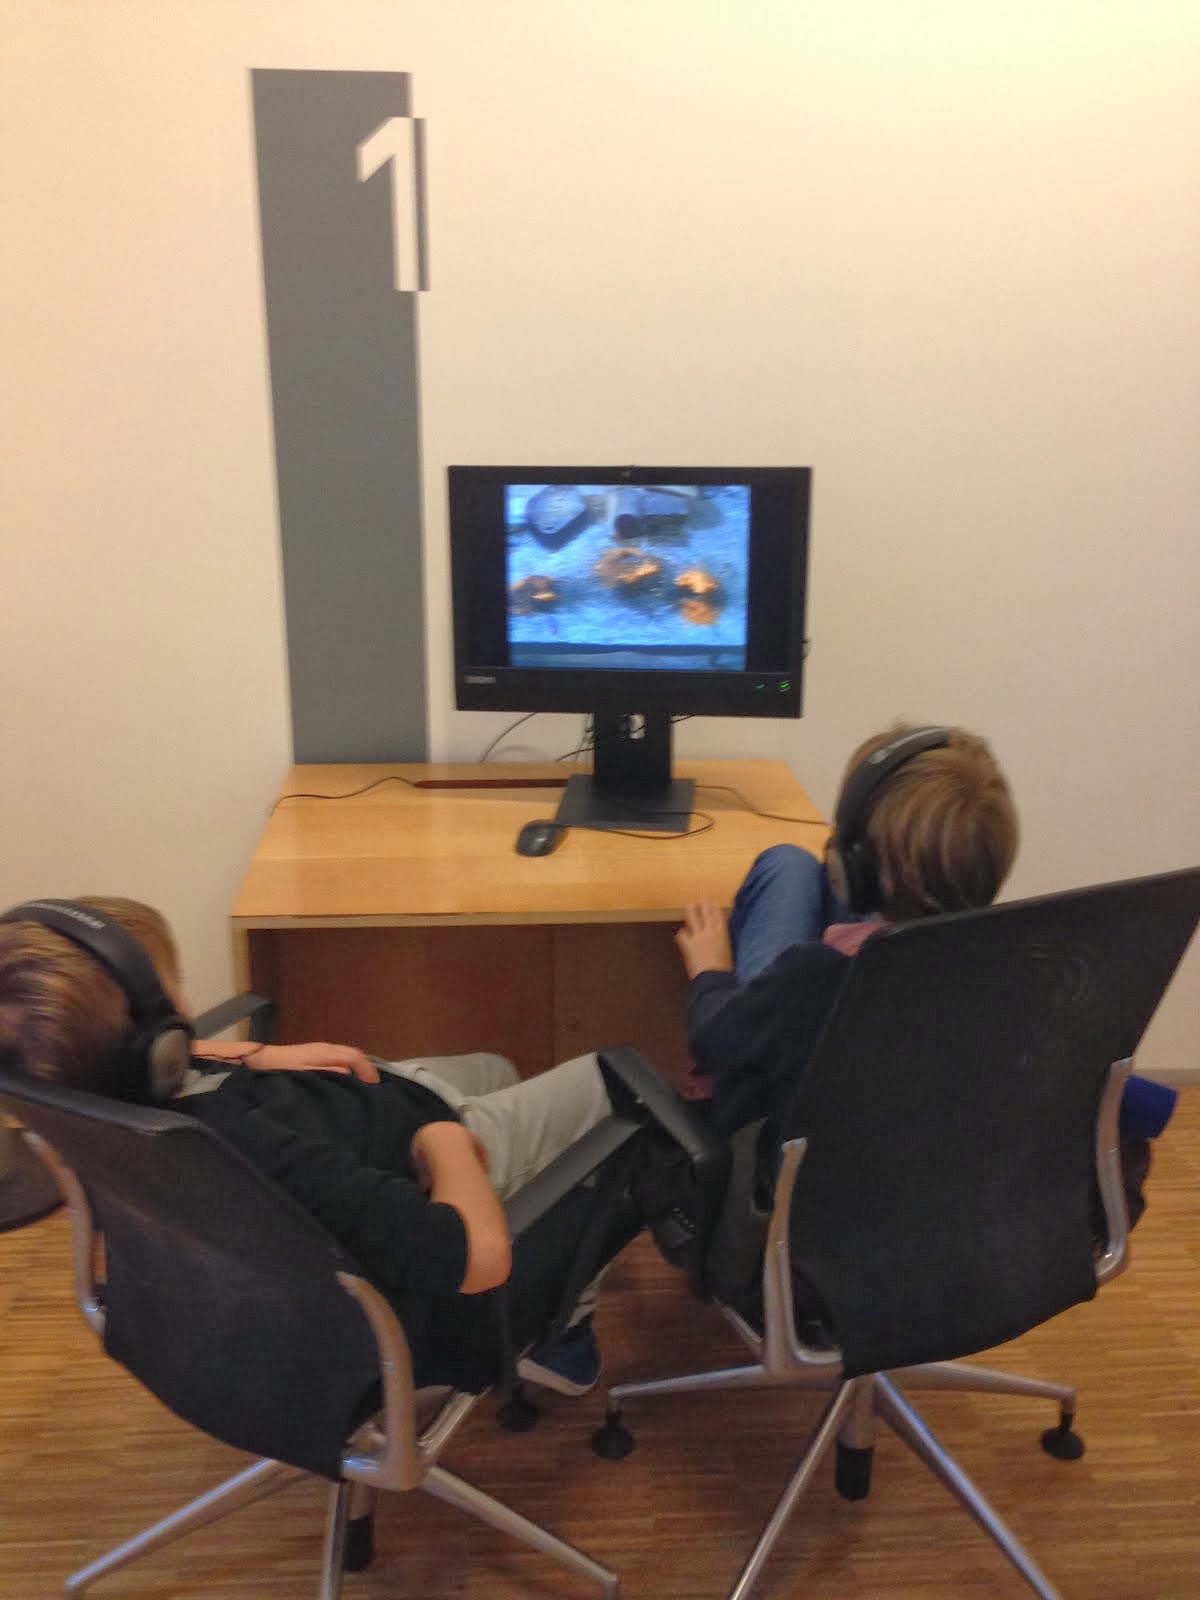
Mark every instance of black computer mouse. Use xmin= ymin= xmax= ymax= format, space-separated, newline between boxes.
xmin=515 ymin=819 xmax=565 ymax=857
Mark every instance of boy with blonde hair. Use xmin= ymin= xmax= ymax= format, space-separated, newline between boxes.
xmin=676 ymin=723 xmax=1170 ymax=1215
xmin=0 ymin=895 xmax=614 ymax=1392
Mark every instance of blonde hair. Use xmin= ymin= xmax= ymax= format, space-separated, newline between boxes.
xmin=0 ymin=897 xmax=180 ymax=1095
xmin=839 ymin=726 xmax=1019 ymax=920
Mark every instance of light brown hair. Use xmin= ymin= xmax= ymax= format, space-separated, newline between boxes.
xmin=0 ymin=897 xmax=180 ymax=1095
xmin=840 ymin=725 xmax=1019 ymax=920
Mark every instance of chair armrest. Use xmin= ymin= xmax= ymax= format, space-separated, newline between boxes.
xmin=502 ymin=1115 xmax=643 ymax=1238
xmin=598 ymin=1045 xmax=726 ymax=1162
xmin=599 ymin=1045 xmax=732 ymax=1297
xmin=192 ymin=993 xmax=278 ymax=1043
xmin=503 ymin=1044 xmax=728 ymax=1245
xmin=490 ymin=1112 xmax=647 ymax=1405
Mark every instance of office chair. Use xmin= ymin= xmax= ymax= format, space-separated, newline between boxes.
xmin=0 ymin=997 xmax=700 ymax=1600
xmin=592 ymin=867 xmax=1200 ymax=1600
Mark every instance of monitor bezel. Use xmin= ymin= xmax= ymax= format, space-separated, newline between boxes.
xmin=448 ymin=463 xmax=811 ymax=720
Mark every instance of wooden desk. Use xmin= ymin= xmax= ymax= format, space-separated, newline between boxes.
xmin=232 ymin=760 xmax=826 ymax=1080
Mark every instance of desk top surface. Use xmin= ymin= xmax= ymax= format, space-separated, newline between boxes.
xmin=233 ymin=759 xmax=827 ymax=926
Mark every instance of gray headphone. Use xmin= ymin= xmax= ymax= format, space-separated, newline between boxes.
xmin=0 ymin=899 xmax=193 ymax=1103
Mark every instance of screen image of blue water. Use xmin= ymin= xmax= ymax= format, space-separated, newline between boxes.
xmin=504 ymin=484 xmax=750 ymax=671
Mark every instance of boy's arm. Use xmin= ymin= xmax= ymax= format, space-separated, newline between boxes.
xmin=687 ymin=942 xmax=850 ymax=1085
xmin=181 ymin=1094 xmax=505 ymax=1296
xmin=411 ymin=1121 xmax=512 ymax=1293
xmin=686 ymin=968 xmax=762 ymax=1079
xmin=193 ymin=1037 xmax=381 ymax=1082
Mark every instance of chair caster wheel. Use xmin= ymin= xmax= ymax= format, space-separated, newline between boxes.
xmin=497 ymin=1383 xmax=541 ymax=1432
xmin=592 ymin=1409 xmax=635 ymax=1460
xmin=343 ymin=1511 xmax=375 ymax=1572
xmin=1041 ymin=1413 xmax=1085 ymax=1461
xmin=835 ymin=1442 xmax=874 ymax=1501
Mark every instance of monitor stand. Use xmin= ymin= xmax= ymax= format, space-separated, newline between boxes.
xmin=554 ymin=713 xmax=695 ymax=833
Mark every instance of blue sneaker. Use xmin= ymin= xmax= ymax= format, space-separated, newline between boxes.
xmin=517 ymin=1315 xmax=602 ymax=1396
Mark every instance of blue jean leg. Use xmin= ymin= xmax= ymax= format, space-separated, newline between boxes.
xmin=727 ymin=844 xmax=838 ymax=982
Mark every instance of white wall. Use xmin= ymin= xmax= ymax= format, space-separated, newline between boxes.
xmin=1 ymin=3 xmax=293 ymax=1008
xmin=4 ymin=2 xmax=1198 ymax=1070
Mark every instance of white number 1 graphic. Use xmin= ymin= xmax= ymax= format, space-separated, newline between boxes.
xmin=357 ymin=116 xmax=427 ymax=292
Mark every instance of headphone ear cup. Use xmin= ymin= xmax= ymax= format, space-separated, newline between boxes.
xmin=131 ymin=1020 xmax=194 ymax=1103
xmin=827 ymin=726 xmax=950 ymax=918
xmin=836 ymin=838 xmax=879 ymax=916
xmin=825 ymin=837 xmax=850 ymax=910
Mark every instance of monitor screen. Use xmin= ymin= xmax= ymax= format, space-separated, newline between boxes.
xmin=506 ymin=480 xmax=752 ymax=674
xmin=450 ymin=465 xmax=809 ymax=715
xmin=448 ymin=464 xmax=811 ymax=828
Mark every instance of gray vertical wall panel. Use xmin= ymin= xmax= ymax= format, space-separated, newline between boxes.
xmin=252 ymin=68 xmax=427 ymax=762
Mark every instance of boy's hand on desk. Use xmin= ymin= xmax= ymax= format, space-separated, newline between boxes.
xmin=676 ymin=901 xmax=734 ymax=980
xmin=245 ymin=1042 xmax=382 ymax=1082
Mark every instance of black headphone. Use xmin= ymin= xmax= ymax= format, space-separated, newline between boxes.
xmin=0 ymin=899 xmax=194 ymax=1103
xmin=825 ymin=727 xmax=951 ymax=914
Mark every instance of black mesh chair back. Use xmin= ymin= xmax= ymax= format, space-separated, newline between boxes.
xmin=780 ymin=866 xmax=1200 ymax=1377
xmin=0 ymin=1074 xmax=382 ymax=1479
xmin=0 ymin=1064 xmax=649 ymax=1596
xmin=596 ymin=868 xmax=1200 ymax=1600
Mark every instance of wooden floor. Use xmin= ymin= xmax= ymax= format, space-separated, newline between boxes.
xmin=3 ymin=1092 xmax=1198 ymax=1600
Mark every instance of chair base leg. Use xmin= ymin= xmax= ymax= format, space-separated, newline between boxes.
xmin=835 ymin=1376 xmax=877 ymax=1501
xmin=892 ymin=1359 xmax=1075 ymax=1411
xmin=893 ymin=1360 xmax=1085 ymax=1459
xmin=595 ymin=1358 xmax=1075 ymax=1598
xmin=607 ymin=1362 xmax=787 ymax=1406
xmin=725 ymin=1381 xmax=859 ymax=1600
xmin=876 ymin=1375 xmax=1064 ymax=1600
xmin=318 ymin=1481 xmax=350 ymax=1600
xmin=594 ymin=1359 xmax=837 ymax=1460
xmin=65 ymin=1458 xmax=303 ymax=1596
xmin=423 ymin=1463 xmax=619 ymax=1597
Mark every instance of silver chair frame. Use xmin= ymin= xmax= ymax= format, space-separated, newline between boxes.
xmin=603 ymin=1059 xmax=1133 ymax=1600
xmin=30 ymin=1134 xmax=619 ymax=1600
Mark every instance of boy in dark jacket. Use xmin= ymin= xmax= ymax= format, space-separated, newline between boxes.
xmin=677 ymin=723 xmax=1170 ymax=1235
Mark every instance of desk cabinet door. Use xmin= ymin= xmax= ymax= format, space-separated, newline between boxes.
xmin=244 ymin=925 xmax=557 ymax=1071
xmin=243 ymin=921 xmax=691 ymax=1083
xmin=552 ymin=924 xmax=691 ymax=1087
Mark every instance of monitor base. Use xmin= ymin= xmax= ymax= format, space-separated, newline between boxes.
xmin=554 ymin=774 xmax=696 ymax=833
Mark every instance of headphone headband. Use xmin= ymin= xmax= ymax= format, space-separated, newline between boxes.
xmin=833 ymin=727 xmax=952 ymax=839
xmin=0 ymin=898 xmax=193 ymax=1102
xmin=827 ymin=726 xmax=951 ymax=914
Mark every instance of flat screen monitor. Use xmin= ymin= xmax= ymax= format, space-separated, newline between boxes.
xmin=448 ymin=464 xmax=811 ymax=830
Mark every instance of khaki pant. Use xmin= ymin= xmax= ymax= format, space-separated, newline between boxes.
xmin=379 ymin=1050 xmax=613 ymax=1324
xmin=379 ymin=1050 xmax=611 ymax=1199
